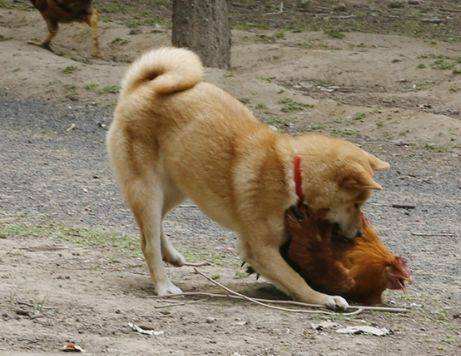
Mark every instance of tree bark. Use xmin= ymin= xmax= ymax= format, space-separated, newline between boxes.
xmin=172 ymin=0 xmax=231 ymax=69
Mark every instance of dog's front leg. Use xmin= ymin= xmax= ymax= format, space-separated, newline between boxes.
xmin=243 ymin=239 xmax=349 ymax=310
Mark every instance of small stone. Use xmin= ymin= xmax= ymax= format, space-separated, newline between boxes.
xmin=129 ymin=29 xmax=141 ymax=35
xmin=206 ymin=317 xmax=216 ymax=324
xmin=391 ymin=140 xmax=409 ymax=147
xmin=115 ymin=309 xmax=122 ymax=314
xmin=425 ymin=18 xmax=442 ymax=24
xmin=15 ymin=309 xmax=30 ymax=317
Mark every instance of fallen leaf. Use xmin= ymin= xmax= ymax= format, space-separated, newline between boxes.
xmin=61 ymin=342 xmax=84 ymax=352
xmin=336 ymin=325 xmax=391 ymax=336
xmin=65 ymin=123 xmax=76 ymax=132
xmin=311 ymin=321 xmax=341 ymax=331
xmin=128 ymin=322 xmax=164 ymax=336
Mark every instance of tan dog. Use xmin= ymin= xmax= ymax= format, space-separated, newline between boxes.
xmin=106 ymin=47 xmax=389 ymax=309
xmin=29 ymin=0 xmax=101 ymax=57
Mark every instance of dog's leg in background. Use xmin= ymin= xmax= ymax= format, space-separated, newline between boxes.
xmin=160 ymin=183 xmax=186 ymax=267
xmin=243 ymin=236 xmax=349 ymax=310
xmin=124 ymin=174 xmax=182 ymax=295
xmin=86 ymin=9 xmax=101 ymax=58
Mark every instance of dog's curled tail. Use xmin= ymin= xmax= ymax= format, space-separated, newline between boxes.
xmin=120 ymin=47 xmax=203 ymax=98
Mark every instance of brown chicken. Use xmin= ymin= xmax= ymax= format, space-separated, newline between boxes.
xmin=282 ymin=203 xmax=411 ymax=305
xmin=29 ymin=0 xmax=100 ymax=57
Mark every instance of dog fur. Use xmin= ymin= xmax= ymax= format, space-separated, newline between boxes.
xmin=30 ymin=0 xmax=100 ymax=57
xmin=106 ymin=47 xmax=390 ymax=309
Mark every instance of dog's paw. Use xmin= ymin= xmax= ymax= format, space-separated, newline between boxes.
xmin=323 ymin=295 xmax=349 ymax=311
xmin=164 ymin=250 xmax=186 ymax=267
xmin=155 ymin=280 xmax=182 ymax=296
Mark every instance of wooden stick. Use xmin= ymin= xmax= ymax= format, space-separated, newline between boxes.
xmin=182 ymin=261 xmax=212 ymax=267
xmin=391 ymin=204 xmax=416 ymax=210
xmin=192 ymin=268 xmax=365 ymax=315
xmin=368 ymin=203 xmax=416 ymax=209
xmin=159 ymin=291 xmax=407 ymax=314
xmin=411 ymin=232 xmax=455 ymax=237
xmin=153 ymin=299 xmax=202 ymax=309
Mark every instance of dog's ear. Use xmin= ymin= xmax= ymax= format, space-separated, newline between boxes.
xmin=367 ymin=153 xmax=390 ymax=172
xmin=339 ymin=165 xmax=383 ymax=191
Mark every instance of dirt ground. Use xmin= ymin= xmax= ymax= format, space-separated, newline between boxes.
xmin=0 ymin=0 xmax=460 ymax=355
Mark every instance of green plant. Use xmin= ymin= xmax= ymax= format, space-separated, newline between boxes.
xmin=431 ymin=57 xmax=455 ymax=70
xmin=0 ymin=34 xmax=11 ymax=41
xmin=84 ymin=83 xmax=99 ymax=92
xmin=265 ymin=116 xmax=285 ymax=127
xmin=324 ymin=29 xmax=345 ymax=39
xmin=309 ymin=123 xmax=325 ymax=131
xmin=423 ymin=143 xmax=449 ymax=153
xmin=64 ymin=84 xmax=77 ymax=99
xmin=62 ymin=66 xmax=77 ymax=75
xmin=235 ymin=22 xmax=270 ymax=31
xmin=331 ymin=128 xmax=359 ymax=137
xmin=354 ymin=112 xmax=366 ymax=121
xmin=257 ymin=76 xmax=274 ymax=83
xmin=234 ymin=271 xmax=248 ymax=279
xmin=111 ymin=37 xmax=129 ymax=45
xmin=274 ymin=30 xmax=286 ymax=39
xmin=255 ymin=103 xmax=268 ymax=111
xmin=100 ymin=85 xmax=120 ymax=94
xmin=416 ymin=63 xmax=426 ymax=69
xmin=278 ymin=98 xmax=313 ymax=112
xmin=298 ymin=41 xmax=312 ymax=49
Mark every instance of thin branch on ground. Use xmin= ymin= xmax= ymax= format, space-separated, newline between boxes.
xmin=192 ymin=268 xmax=351 ymax=315
xmin=159 ymin=291 xmax=407 ymax=314
xmin=153 ymin=299 xmax=203 ymax=309
xmin=16 ymin=300 xmax=56 ymax=310
xmin=368 ymin=203 xmax=416 ymax=209
xmin=182 ymin=261 xmax=212 ymax=267
xmin=411 ymin=232 xmax=455 ymax=237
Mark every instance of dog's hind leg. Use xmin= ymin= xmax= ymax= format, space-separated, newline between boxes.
xmin=124 ymin=172 xmax=182 ymax=296
xmin=160 ymin=183 xmax=186 ymax=267
xmin=160 ymin=182 xmax=210 ymax=267
xmin=85 ymin=9 xmax=101 ymax=58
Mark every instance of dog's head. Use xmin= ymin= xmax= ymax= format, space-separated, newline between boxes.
xmin=294 ymin=135 xmax=389 ymax=239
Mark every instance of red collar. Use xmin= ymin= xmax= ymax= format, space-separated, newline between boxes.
xmin=293 ymin=155 xmax=304 ymax=202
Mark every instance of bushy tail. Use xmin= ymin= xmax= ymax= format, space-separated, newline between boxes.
xmin=120 ymin=47 xmax=203 ymax=99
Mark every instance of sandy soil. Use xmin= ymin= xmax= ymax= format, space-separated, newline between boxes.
xmin=0 ymin=1 xmax=460 ymax=354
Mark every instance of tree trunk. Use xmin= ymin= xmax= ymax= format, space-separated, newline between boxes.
xmin=172 ymin=0 xmax=231 ymax=69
